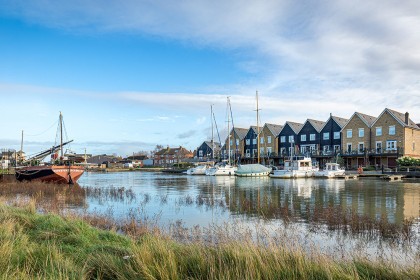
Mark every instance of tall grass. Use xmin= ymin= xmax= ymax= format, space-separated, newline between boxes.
xmin=0 ymin=203 xmax=418 ymax=280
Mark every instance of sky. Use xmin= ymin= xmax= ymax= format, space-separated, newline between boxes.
xmin=0 ymin=0 xmax=419 ymax=157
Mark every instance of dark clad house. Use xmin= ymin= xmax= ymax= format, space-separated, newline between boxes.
xmin=297 ymin=119 xmax=325 ymax=155
xmin=243 ymin=126 xmax=258 ymax=163
xmin=278 ymin=121 xmax=304 ymax=159
xmin=196 ymin=141 xmax=221 ymax=160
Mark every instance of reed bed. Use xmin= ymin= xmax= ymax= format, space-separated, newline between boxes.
xmin=0 ymin=202 xmax=419 ymax=280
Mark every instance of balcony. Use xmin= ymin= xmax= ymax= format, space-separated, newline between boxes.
xmin=368 ymin=147 xmax=403 ymax=156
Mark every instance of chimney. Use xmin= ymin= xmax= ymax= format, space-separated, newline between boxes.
xmin=405 ymin=112 xmax=409 ymax=125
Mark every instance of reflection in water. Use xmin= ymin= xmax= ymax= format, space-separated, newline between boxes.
xmin=77 ymin=172 xmax=420 ymax=261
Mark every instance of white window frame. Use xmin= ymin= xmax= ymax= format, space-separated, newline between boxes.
xmin=323 ymin=145 xmax=330 ymax=152
xmin=280 ymin=136 xmax=286 ymax=143
xmin=358 ymin=128 xmax=364 ymax=137
xmin=375 ymin=141 xmax=382 ymax=153
xmin=334 ymin=145 xmax=340 ymax=151
xmin=310 ymin=134 xmax=315 ymax=141
xmin=236 ymin=139 xmax=239 ymax=146
xmin=260 ymin=137 xmax=264 ymax=144
xmin=323 ymin=132 xmax=329 ymax=140
xmin=252 ymin=138 xmax=257 ymax=145
xmin=301 ymin=134 xmax=306 ymax=142
xmin=267 ymin=136 xmax=272 ymax=144
xmin=346 ymin=143 xmax=352 ymax=153
xmin=386 ymin=140 xmax=397 ymax=151
xmin=347 ymin=129 xmax=352 ymax=138
xmin=376 ymin=127 xmax=382 ymax=136
xmin=389 ymin=125 xmax=396 ymax=135
xmin=260 ymin=147 xmax=264 ymax=154
xmin=334 ymin=132 xmax=340 ymax=139
xmin=358 ymin=142 xmax=364 ymax=153
xmin=246 ymin=149 xmax=250 ymax=157
xmin=246 ymin=139 xmax=250 ymax=145
xmin=288 ymin=135 xmax=294 ymax=143
xmin=198 ymin=150 xmax=203 ymax=157
xmin=252 ymin=149 xmax=257 ymax=156
xmin=267 ymin=147 xmax=272 ymax=154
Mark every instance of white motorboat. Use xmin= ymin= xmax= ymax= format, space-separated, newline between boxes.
xmin=270 ymin=157 xmax=318 ymax=179
xmin=314 ymin=163 xmax=345 ymax=178
xmin=206 ymin=162 xmax=237 ymax=176
xmin=186 ymin=164 xmax=210 ymax=175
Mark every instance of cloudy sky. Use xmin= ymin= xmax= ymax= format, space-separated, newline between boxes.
xmin=1 ymin=0 xmax=419 ymax=157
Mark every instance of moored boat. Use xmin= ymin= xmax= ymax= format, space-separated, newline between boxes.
xmin=235 ymin=164 xmax=271 ymax=177
xmin=314 ymin=162 xmax=345 ymax=178
xmin=206 ymin=162 xmax=237 ymax=176
xmin=270 ymin=157 xmax=317 ymax=179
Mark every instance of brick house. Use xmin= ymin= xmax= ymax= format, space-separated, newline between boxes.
xmin=370 ymin=108 xmax=420 ymax=168
xmin=153 ymin=146 xmax=193 ymax=166
xmin=341 ymin=112 xmax=377 ymax=169
xmin=222 ymin=127 xmax=248 ymax=163
xmin=260 ymin=123 xmax=283 ymax=164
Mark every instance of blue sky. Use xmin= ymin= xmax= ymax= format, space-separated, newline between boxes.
xmin=1 ymin=0 xmax=419 ymax=157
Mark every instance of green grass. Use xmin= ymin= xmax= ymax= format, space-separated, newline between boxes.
xmin=0 ymin=203 xmax=418 ymax=280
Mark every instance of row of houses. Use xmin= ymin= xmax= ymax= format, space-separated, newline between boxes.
xmin=195 ymin=108 xmax=420 ymax=169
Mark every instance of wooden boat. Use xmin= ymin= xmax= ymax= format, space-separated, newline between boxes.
xmin=15 ymin=112 xmax=84 ymax=184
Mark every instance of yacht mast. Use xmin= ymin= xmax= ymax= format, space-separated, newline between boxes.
xmin=256 ymin=91 xmax=260 ymax=164
xmin=59 ymin=112 xmax=63 ymax=159
xmin=211 ymin=104 xmax=214 ymax=160
xmin=227 ymin=97 xmax=231 ymax=165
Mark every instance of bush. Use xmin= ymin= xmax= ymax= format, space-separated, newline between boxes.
xmin=397 ymin=157 xmax=420 ymax=167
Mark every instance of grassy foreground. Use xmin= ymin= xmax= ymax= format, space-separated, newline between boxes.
xmin=0 ymin=203 xmax=418 ymax=280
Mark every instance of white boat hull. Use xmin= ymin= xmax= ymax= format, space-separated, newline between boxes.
xmin=270 ymin=169 xmax=316 ymax=179
xmin=314 ymin=170 xmax=345 ymax=178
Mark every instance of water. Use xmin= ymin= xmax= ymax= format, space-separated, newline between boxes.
xmin=78 ymin=172 xmax=420 ymax=262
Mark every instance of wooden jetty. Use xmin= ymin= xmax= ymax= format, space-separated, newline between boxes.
xmin=335 ymin=174 xmax=359 ymax=180
xmin=382 ymin=175 xmax=405 ymax=181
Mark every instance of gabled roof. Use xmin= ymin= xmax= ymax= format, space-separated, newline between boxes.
xmin=284 ymin=121 xmax=304 ymax=134
xmin=203 ymin=141 xmax=221 ymax=150
xmin=264 ymin=123 xmax=283 ymax=136
xmin=232 ymin=127 xmax=248 ymax=140
xmin=305 ymin=119 xmax=326 ymax=133
xmin=319 ymin=115 xmax=349 ymax=131
xmin=246 ymin=126 xmax=258 ymax=136
xmin=371 ymin=108 xmax=419 ymax=129
xmin=341 ymin=112 xmax=377 ymax=130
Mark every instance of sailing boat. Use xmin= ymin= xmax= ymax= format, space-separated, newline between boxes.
xmin=235 ymin=91 xmax=271 ymax=177
xmin=15 ymin=112 xmax=85 ymax=184
xmin=206 ymin=97 xmax=237 ymax=176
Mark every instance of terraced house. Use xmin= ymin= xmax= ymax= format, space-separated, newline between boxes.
xmin=222 ymin=127 xmax=248 ymax=162
xmin=297 ymin=119 xmax=325 ymax=155
xmin=341 ymin=112 xmax=377 ymax=169
xmin=196 ymin=141 xmax=221 ymax=160
xmin=153 ymin=146 xmax=193 ymax=166
xmin=260 ymin=123 xmax=283 ymax=165
xmin=243 ymin=126 xmax=259 ymax=163
xmin=370 ymin=108 xmax=420 ymax=168
xmin=278 ymin=121 xmax=304 ymax=160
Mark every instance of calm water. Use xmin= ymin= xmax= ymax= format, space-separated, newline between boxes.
xmin=78 ymin=171 xmax=420 ymax=261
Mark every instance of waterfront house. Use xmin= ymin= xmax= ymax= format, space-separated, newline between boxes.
xmin=297 ymin=119 xmax=325 ymax=155
xmin=314 ymin=114 xmax=348 ymax=167
xmin=341 ymin=112 xmax=377 ymax=169
xmin=153 ymin=146 xmax=193 ymax=167
xmin=278 ymin=121 xmax=304 ymax=160
xmin=260 ymin=123 xmax=283 ymax=165
xmin=196 ymin=141 xmax=221 ymax=160
xmin=370 ymin=108 xmax=420 ymax=168
xmin=243 ymin=126 xmax=259 ymax=163
xmin=222 ymin=127 xmax=248 ymax=162
xmin=87 ymin=154 xmax=122 ymax=168
xmin=123 ymin=155 xmax=149 ymax=168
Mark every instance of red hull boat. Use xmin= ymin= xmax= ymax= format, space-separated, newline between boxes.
xmin=15 ymin=165 xmax=85 ymax=184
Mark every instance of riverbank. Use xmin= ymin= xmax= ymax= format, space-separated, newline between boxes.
xmin=0 ymin=202 xmax=418 ymax=279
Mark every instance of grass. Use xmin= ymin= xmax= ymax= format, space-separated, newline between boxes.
xmin=0 ymin=203 xmax=419 ymax=279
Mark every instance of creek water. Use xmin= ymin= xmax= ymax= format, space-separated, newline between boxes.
xmin=78 ymin=171 xmax=420 ymax=263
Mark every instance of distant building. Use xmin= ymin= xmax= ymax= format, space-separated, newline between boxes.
xmin=196 ymin=141 xmax=221 ymax=160
xmin=87 ymin=154 xmax=121 ymax=167
xmin=153 ymin=146 xmax=193 ymax=166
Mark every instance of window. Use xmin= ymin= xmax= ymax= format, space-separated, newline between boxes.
xmin=288 ymin=147 xmax=294 ymax=155
xmin=260 ymin=137 xmax=264 ymax=144
xmin=252 ymin=138 xmax=257 ymax=145
xmin=289 ymin=135 xmax=294 ymax=143
xmin=310 ymin=134 xmax=315 ymax=141
xmin=280 ymin=147 xmax=286 ymax=155
xmin=334 ymin=132 xmax=340 ymax=139
xmin=347 ymin=129 xmax=352 ymax=138
xmin=386 ymin=140 xmax=397 ymax=150
xmin=230 ymin=139 xmax=233 ymax=146
xmin=260 ymin=147 xmax=264 ymax=154
xmin=389 ymin=125 xmax=395 ymax=135
xmin=198 ymin=150 xmax=203 ymax=157
xmin=301 ymin=146 xmax=307 ymax=153
xmin=236 ymin=139 xmax=239 ymax=146
xmin=301 ymin=135 xmax=307 ymax=141
xmin=334 ymin=145 xmax=340 ymax=151
xmin=376 ymin=127 xmax=382 ymax=136
xmin=280 ymin=136 xmax=286 ymax=143
xmin=323 ymin=132 xmax=329 ymax=140
xmin=358 ymin=143 xmax=364 ymax=153
xmin=347 ymin=143 xmax=352 ymax=153
xmin=323 ymin=145 xmax=330 ymax=152
xmin=310 ymin=145 xmax=316 ymax=151
xmin=358 ymin=128 xmax=364 ymax=137
xmin=267 ymin=136 xmax=272 ymax=144
xmin=267 ymin=147 xmax=272 ymax=154
xmin=252 ymin=149 xmax=257 ymax=156
xmin=246 ymin=139 xmax=250 ymax=145
xmin=246 ymin=149 xmax=250 ymax=157
xmin=376 ymin=141 xmax=382 ymax=153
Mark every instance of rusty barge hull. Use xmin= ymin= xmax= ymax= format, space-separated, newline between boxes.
xmin=15 ymin=165 xmax=84 ymax=184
